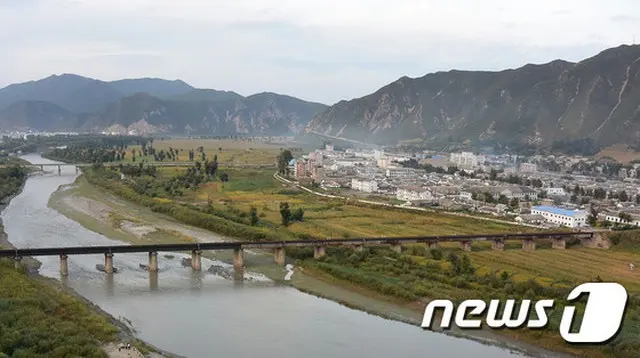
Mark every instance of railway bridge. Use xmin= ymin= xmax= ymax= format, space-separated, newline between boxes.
xmin=0 ymin=231 xmax=597 ymax=276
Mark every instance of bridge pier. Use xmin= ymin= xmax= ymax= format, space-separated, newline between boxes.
xmin=57 ymin=165 xmax=61 ymax=175
xmin=491 ymin=239 xmax=505 ymax=251
xmin=552 ymin=237 xmax=566 ymax=249
xmin=313 ymin=245 xmax=326 ymax=259
xmin=104 ymin=253 xmax=114 ymax=273
xmin=75 ymin=166 xmax=79 ymax=174
xmin=13 ymin=256 xmax=22 ymax=269
xmin=233 ymin=248 xmax=244 ymax=269
xmin=60 ymin=254 xmax=69 ymax=276
xmin=428 ymin=241 xmax=439 ymax=250
xmin=148 ymin=251 xmax=158 ymax=272
xmin=273 ymin=247 xmax=285 ymax=265
xmin=191 ymin=250 xmax=202 ymax=271
xmin=390 ymin=242 xmax=402 ymax=253
xmin=461 ymin=241 xmax=472 ymax=251
xmin=40 ymin=165 xmax=43 ymax=171
xmin=522 ymin=239 xmax=536 ymax=251
xmin=353 ymin=244 xmax=363 ymax=252
xmin=580 ymin=235 xmax=596 ymax=248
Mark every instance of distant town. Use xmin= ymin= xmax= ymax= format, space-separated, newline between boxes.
xmin=289 ymin=143 xmax=640 ymax=230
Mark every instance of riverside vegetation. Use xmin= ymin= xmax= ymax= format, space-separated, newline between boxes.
xmin=45 ymin=142 xmax=640 ymax=357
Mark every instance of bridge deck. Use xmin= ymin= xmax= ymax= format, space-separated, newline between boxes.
xmin=0 ymin=231 xmax=592 ymax=257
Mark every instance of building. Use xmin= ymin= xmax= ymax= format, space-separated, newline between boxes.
xmin=519 ymin=163 xmax=537 ymax=173
xmin=449 ymin=152 xmax=479 ymax=169
xmin=351 ymin=178 xmax=378 ymax=193
xmin=604 ymin=212 xmax=640 ymax=227
xmin=546 ymin=188 xmax=566 ymax=196
xmin=294 ymin=160 xmax=307 ymax=178
xmin=396 ymin=186 xmax=433 ymax=202
xmin=386 ymin=167 xmax=419 ymax=179
xmin=530 ymin=206 xmax=587 ymax=228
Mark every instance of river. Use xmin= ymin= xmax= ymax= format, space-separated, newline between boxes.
xmin=2 ymin=154 xmax=529 ymax=358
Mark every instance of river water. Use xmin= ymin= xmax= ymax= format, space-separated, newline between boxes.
xmin=2 ymin=154 xmax=528 ymax=358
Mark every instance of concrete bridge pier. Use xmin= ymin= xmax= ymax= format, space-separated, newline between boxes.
xmin=40 ymin=165 xmax=43 ymax=171
xmin=491 ymin=238 xmax=505 ymax=251
xmin=552 ymin=237 xmax=566 ymax=249
xmin=390 ymin=242 xmax=402 ymax=253
xmin=428 ymin=241 xmax=439 ymax=250
xmin=233 ymin=248 xmax=244 ymax=269
xmin=522 ymin=239 xmax=536 ymax=251
xmin=191 ymin=250 xmax=202 ymax=271
xmin=57 ymin=165 xmax=61 ymax=175
xmin=104 ymin=253 xmax=114 ymax=273
xmin=353 ymin=244 xmax=363 ymax=252
xmin=580 ymin=234 xmax=596 ymax=248
xmin=461 ymin=241 xmax=472 ymax=251
xmin=59 ymin=254 xmax=69 ymax=276
xmin=313 ymin=245 xmax=326 ymax=259
xmin=13 ymin=256 xmax=22 ymax=269
xmin=273 ymin=247 xmax=285 ymax=265
xmin=75 ymin=166 xmax=79 ymax=174
xmin=148 ymin=251 xmax=158 ymax=272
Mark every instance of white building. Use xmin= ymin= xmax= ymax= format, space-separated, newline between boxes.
xmin=545 ymin=188 xmax=566 ymax=196
xmin=604 ymin=213 xmax=640 ymax=227
xmin=449 ymin=152 xmax=479 ymax=169
xmin=531 ymin=206 xmax=587 ymax=228
xmin=386 ymin=167 xmax=419 ymax=179
xmin=519 ymin=163 xmax=537 ymax=173
xmin=351 ymin=178 xmax=378 ymax=193
xmin=396 ymin=186 xmax=433 ymax=202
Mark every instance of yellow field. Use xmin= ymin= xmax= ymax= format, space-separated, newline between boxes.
xmin=470 ymin=248 xmax=640 ymax=292
xmin=123 ymin=138 xmax=305 ymax=165
xmin=596 ymin=144 xmax=640 ymax=164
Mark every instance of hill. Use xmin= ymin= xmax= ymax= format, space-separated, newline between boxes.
xmin=305 ymin=44 xmax=640 ymax=151
xmin=0 ymin=75 xmax=327 ymax=135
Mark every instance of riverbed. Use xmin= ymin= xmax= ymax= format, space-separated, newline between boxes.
xmin=1 ymin=154 xmax=536 ymax=358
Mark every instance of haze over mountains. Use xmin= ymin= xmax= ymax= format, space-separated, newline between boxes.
xmin=0 ymin=74 xmax=327 ymax=136
xmin=2 ymin=44 xmax=640 ymax=151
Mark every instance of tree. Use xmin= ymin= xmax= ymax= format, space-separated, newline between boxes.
xmin=291 ymin=207 xmax=305 ymax=222
xmin=277 ymin=150 xmax=294 ymax=175
xmin=498 ymin=194 xmax=509 ymax=205
xmin=219 ymin=172 xmax=229 ymax=182
xmin=279 ymin=202 xmax=292 ymax=226
xmin=619 ymin=212 xmax=632 ymax=224
xmin=619 ymin=190 xmax=629 ymax=202
xmin=587 ymin=206 xmax=599 ymax=226
xmin=509 ymin=197 xmax=519 ymax=208
xmin=250 ymin=207 xmax=259 ymax=226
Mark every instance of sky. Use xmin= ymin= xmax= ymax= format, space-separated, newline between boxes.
xmin=0 ymin=0 xmax=638 ymax=104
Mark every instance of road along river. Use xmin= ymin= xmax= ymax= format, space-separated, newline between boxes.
xmin=1 ymin=154 xmax=535 ymax=358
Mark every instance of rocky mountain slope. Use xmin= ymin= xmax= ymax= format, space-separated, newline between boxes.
xmin=0 ymin=74 xmax=327 ymax=135
xmin=305 ymin=44 xmax=640 ymax=149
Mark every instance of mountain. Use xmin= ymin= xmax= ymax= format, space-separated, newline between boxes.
xmin=0 ymin=101 xmax=77 ymax=131
xmin=166 ymin=88 xmax=244 ymax=102
xmin=79 ymin=92 xmax=327 ymax=135
xmin=0 ymin=75 xmax=328 ymax=135
xmin=305 ymin=44 xmax=640 ymax=150
xmin=0 ymin=74 xmax=123 ymax=113
xmin=108 ymin=78 xmax=194 ymax=97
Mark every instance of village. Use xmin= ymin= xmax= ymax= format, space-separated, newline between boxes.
xmin=288 ymin=143 xmax=640 ymax=229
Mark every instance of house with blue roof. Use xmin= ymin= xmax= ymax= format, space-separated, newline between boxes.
xmin=531 ymin=206 xmax=587 ymax=228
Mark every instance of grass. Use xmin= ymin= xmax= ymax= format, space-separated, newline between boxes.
xmin=0 ymin=259 xmax=119 ymax=357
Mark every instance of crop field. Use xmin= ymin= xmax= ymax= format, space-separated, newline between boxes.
xmin=160 ymin=166 xmax=538 ymax=240
xmin=469 ymin=248 xmax=640 ymax=292
xmin=122 ymin=138 xmax=305 ymax=165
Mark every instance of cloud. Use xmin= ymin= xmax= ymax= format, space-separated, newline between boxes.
xmin=0 ymin=0 xmax=638 ymax=104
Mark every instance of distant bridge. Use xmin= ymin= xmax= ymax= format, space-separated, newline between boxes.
xmin=1 ymin=231 xmax=597 ymax=276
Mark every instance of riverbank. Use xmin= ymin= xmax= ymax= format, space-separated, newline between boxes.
xmin=0 ymin=169 xmax=174 ymax=358
xmin=48 ymin=173 xmax=572 ymax=358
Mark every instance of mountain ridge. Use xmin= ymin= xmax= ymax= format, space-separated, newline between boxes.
xmin=0 ymin=74 xmax=328 ymax=135
xmin=304 ymin=44 xmax=640 ymax=150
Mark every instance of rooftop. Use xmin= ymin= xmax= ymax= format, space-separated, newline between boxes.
xmin=532 ymin=206 xmax=584 ymax=217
